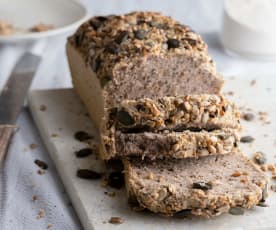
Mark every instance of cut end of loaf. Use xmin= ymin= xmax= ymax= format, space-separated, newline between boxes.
xmin=124 ymin=152 xmax=268 ymax=217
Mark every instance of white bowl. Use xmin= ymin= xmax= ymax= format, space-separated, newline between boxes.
xmin=221 ymin=0 xmax=276 ymax=60
xmin=0 ymin=0 xmax=87 ymax=43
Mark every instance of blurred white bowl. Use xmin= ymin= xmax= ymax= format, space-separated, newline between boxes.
xmin=0 ymin=0 xmax=87 ymax=43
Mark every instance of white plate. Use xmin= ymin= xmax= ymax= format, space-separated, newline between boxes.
xmin=0 ymin=0 xmax=87 ymax=43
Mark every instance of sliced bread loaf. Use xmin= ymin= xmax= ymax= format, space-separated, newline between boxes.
xmin=124 ymin=152 xmax=268 ymax=217
xmin=67 ymin=11 xmax=224 ymax=135
xmin=104 ymin=128 xmax=239 ymax=160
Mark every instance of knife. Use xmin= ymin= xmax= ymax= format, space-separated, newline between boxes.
xmin=0 ymin=43 xmax=44 ymax=162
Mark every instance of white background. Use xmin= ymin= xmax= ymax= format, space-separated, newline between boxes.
xmin=0 ymin=0 xmax=275 ymax=229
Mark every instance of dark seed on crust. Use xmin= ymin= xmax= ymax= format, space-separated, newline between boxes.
xmin=261 ymin=183 xmax=268 ymax=202
xmin=92 ymin=57 xmax=101 ymax=72
xmin=109 ymin=217 xmax=124 ymax=224
xmin=185 ymin=38 xmax=197 ymax=46
xmin=75 ymin=32 xmax=84 ymax=47
xmin=105 ymin=43 xmax=120 ymax=54
xmin=76 ymin=169 xmax=101 ymax=179
xmin=240 ymin=136 xmax=255 ymax=143
xmin=192 ymin=182 xmax=212 ymax=191
xmin=167 ymin=38 xmax=180 ymax=49
xmin=108 ymin=172 xmax=124 ymax=189
xmin=89 ymin=19 xmax=101 ymax=30
xmin=106 ymin=159 xmax=124 ymax=172
xmin=34 ymin=159 xmax=48 ymax=170
xmin=134 ymin=29 xmax=147 ymax=40
xmin=253 ymin=152 xmax=267 ymax=165
xmin=174 ymin=209 xmax=192 ymax=218
xmin=75 ymin=148 xmax=93 ymax=158
xmin=229 ymin=207 xmax=244 ymax=215
xmin=116 ymin=110 xmax=135 ymax=126
xmin=114 ymin=31 xmax=128 ymax=44
xmin=95 ymin=16 xmax=107 ymax=22
xmin=100 ymin=75 xmax=112 ymax=88
xmin=242 ymin=113 xmax=255 ymax=121
xmin=74 ymin=131 xmax=93 ymax=142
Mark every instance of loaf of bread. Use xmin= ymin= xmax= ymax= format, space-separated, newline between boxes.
xmin=67 ymin=12 xmax=224 ymax=159
xmin=124 ymin=151 xmax=268 ymax=217
xmin=107 ymin=128 xmax=239 ymax=159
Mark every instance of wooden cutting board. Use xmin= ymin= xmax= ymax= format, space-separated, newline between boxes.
xmin=28 ymin=75 xmax=276 ymax=230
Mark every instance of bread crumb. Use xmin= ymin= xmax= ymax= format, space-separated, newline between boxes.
xmin=271 ymin=185 xmax=276 ymax=192
xmin=32 ymin=195 xmax=38 ymax=201
xmin=51 ymin=133 xmax=58 ymax=137
xmin=260 ymin=164 xmax=268 ymax=172
xmin=268 ymin=164 xmax=276 ymax=172
xmin=39 ymin=104 xmax=47 ymax=111
xmin=30 ymin=143 xmax=38 ymax=150
xmin=30 ymin=23 xmax=54 ymax=32
xmin=109 ymin=217 xmax=124 ymax=224
xmin=37 ymin=169 xmax=45 ymax=175
xmin=250 ymin=79 xmax=256 ymax=86
xmin=47 ymin=224 xmax=53 ymax=229
xmin=36 ymin=209 xmax=45 ymax=219
xmin=231 ymin=171 xmax=241 ymax=177
xmin=0 ymin=20 xmax=13 ymax=35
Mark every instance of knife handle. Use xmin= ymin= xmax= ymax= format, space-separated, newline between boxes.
xmin=0 ymin=125 xmax=15 ymax=163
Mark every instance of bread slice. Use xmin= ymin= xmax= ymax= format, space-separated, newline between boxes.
xmin=106 ymin=94 xmax=240 ymax=132
xmin=104 ymin=128 xmax=239 ymax=160
xmin=67 ymin=12 xmax=224 ymax=159
xmin=124 ymin=152 xmax=268 ymax=217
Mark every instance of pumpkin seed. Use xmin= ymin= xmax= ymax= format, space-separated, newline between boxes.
xmin=167 ymin=38 xmax=180 ymax=49
xmin=74 ymin=131 xmax=93 ymax=142
xmin=240 ymin=136 xmax=255 ymax=143
xmin=75 ymin=32 xmax=84 ymax=46
xmin=134 ymin=29 xmax=147 ymax=40
xmin=242 ymin=113 xmax=255 ymax=121
xmin=116 ymin=110 xmax=135 ymax=126
xmin=100 ymin=75 xmax=112 ymax=88
xmin=229 ymin=207 xmax=244 ymax=215
xmin=34 ymin=159 xmax=48 ymax=170
xmin=105 ymin=43 xmax=120 ymax=54
xmin=185 ymin=38 xmax=197 ymax=46
xmin=115 ymin=31 xmax=128 ymax=44
xmin=75 ymin=148 xmax=93 ymax=158
xmin=174 ymin=209 xmax=191 ymax=218
xmin=76 ymin=169 xmax=101 ymax=179
xmin=108 ymin=172 xmax=124 ymax=189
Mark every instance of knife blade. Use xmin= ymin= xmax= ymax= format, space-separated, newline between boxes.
xmin=0 ymin=50 xmax=42 ymax=162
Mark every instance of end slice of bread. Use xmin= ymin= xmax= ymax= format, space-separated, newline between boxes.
xmin=124 ymin=151 xmax=268 ymax=217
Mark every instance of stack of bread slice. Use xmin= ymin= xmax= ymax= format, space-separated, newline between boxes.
xmin=67 ymin=12 xmax=268 ymax=218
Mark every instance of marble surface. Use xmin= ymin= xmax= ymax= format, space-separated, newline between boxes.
xmin=0 ymin=1 xmax=276 ymax=229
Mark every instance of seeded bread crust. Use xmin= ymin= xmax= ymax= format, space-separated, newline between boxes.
xmin=124 ymin=152 xmax=268 ymax=217
xmin=107 ymin=94 xmax=240 ymax=132
xmin=110 ymin=128 xmax=239 ymax=160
